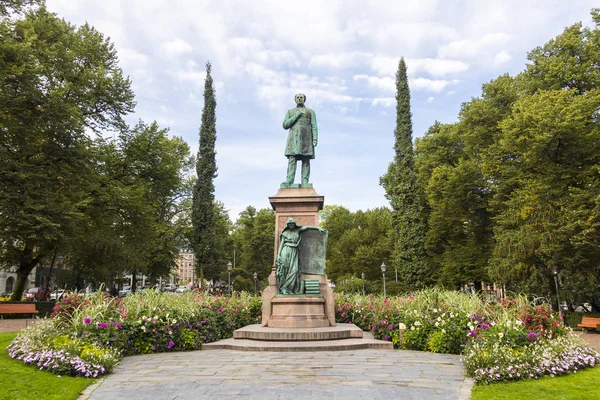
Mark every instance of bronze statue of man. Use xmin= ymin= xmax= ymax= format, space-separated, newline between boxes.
xmin=281 ymin=93 xmax=318 ymax=188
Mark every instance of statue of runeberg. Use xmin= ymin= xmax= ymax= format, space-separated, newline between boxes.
xmin=281 ymin=93 xmax=318 ymax=188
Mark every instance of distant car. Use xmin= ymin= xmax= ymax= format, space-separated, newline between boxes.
xmin=175 ymin=286 xmax=190 ymax=293
xmin=118 ymin=286 xmax=132 ymax=297
xmin=24 ymin=287 xmax=50 ymax=301
xmin=163 ymin=284 xmax=176 ymax=292
xmin=49 ymin=289 xmax=66 ymax=301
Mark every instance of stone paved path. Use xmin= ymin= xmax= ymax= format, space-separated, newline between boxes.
xmin=81 ymin=349 xmax=473 ymax=400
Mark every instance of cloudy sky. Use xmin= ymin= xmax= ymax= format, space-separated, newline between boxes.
xmin=47 ymin=0 xmax=597 ymax=220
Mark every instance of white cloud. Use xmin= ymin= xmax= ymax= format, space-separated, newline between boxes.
xmin=410 ymin=78 xmax=460 ymax=93
xmin=163 ymin=38 xmax=193 ymax=57
xmin=494 ymin=51 xmax=512 ymax=66
xmin=439 ymin=32 xmax=513 ymax=59
xmin=371 ymin=56 xmax=470 ymax=77
xmin=372 ymin=98 xmax=395 ymax=107
xmin=353 ymin=74 xmax=395 ymax=92
xmin=427 ymin=97 xmax=435 ymax=103
xmin=355 ymin=74 xmax=459 ymax=94
xmin=309 ymin=52 xmax=372 ymax=69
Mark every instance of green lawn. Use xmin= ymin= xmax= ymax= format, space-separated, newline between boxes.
xmin=0 ymin=332 xmax=95 ymax=400
xmin=471 ymin=365 xmax=600 ymax=400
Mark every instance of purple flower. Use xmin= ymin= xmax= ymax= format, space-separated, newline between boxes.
xmin=372 ymin=326 xmax=377 ymax=331
xmin=385 ymin=335 xmax=390 ymax=341
xmin=116 ymin=324 xmax=122 ymax=329
xmin=528 ymin=332 xmax=537 ymax=339
xmin=217 ymin=308 xmax=223 ymax=313
xmin=388 ymin=325 xmax=393 ymax=330
xmin=168 ymin=341 xmax=175 ymax=349
xmin=84 ymin=318 xmax=91 ymax=324
xmin=97 ymin=323 xmax=108 ymax=329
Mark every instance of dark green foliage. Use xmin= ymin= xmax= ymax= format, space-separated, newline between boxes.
xmin=0 ymin=8 xmax=135 ymax=299
xmin=231 ymin=206 xmax=275 ymax=282
xmin=321 ymin=205 xmax=393 ymax=282
xmin=416 ymin=9 xmax=600 ymax=301
xmin=191 ymin=61 xmax=218 ymax=284
xmin=380 ymin=58 xmax=430 ymax=288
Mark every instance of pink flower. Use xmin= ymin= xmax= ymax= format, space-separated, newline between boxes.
xmin=168 ymin=341 xmax=175 ymax=349
xmin=84 ymin=318 xmax=91 ymax=324
xmin=217 ymin=308 xmax=223 ymax=313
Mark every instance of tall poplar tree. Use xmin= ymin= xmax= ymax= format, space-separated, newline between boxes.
xmin=191 ymin=61 xmax=218 ymax=286
xmin=380 ymin=58 xmax=430 ymax=288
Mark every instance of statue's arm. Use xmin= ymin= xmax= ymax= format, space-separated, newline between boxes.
xmin=283 ymin=110 xmax=302 ymax=130
xmin=311 ymin=109 xmax=318 ymax=147
xmin=299 ymin=226 xmax=327 ymax=233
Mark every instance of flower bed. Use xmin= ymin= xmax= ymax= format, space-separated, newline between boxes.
xmin=8 ymin=288 xmax=599 ymax=383
xmin=334 ymin=289 xmax=600 ymax=383
xmin=8 ymin=291 xmax=262 ymax=377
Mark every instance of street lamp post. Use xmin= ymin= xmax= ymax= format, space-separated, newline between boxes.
xmin=227 ymin=261 xmax=232 ymax=295
xmin=253 ymin=272 xmax=258 ymax=295
xmin=361 ymin=272 xmax=365 ymax=294
xmin=380 ymin=262 xmax=387 ymax=298
xmin=552 ymin=266 xmax=563 ymax=319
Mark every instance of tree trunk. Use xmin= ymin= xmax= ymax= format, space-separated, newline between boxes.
xmin=10 ymin=263 xmax=35 ymax=301
xmin=131 ymin=270 xmax=137 ymax=293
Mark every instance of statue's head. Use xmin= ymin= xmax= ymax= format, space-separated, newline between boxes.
xmin=295 ymin=93 xmax=306 ymax=106
xmin=285 ymin=217 xmax=298 ymax=230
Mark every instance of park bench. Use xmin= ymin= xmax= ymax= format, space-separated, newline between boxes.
xmin=0 ymin=303 xmax=39 ymax=319
xmin=577 ymin=316 xmax=600 ymax=331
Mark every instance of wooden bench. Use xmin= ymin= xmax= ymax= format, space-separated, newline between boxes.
xmin=577 ymin=316 xmax=600 ymax=331
xmin=0 ymin=303 xmax=39 ymax=319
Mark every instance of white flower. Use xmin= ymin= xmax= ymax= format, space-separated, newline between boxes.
xmin=516 ymin=320 xmax=523 ymax=326
xmin=433 ymin=308 xmax=438 ymax=313
xmin=411 ymin=326 xmax=415 ymax=330
xmin=399 ymin=323 xmax=407 ymax=330
xmin=498 ymin=332 xmax=504 ymax=338
xmin=172 ymin=319 xmax=177 ymax=324
xmin=442 ymin=329 xmax=446 ymax=334
xmin=414 ymin=321 xmax=421 ymax=327
xmin=435 ymin=322 xmax=439 ymax=327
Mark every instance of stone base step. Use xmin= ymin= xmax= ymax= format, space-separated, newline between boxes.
xmin=202 ymin=337 xmax=393 ymax=352
xmin=233 ymin=323 xmax=364 ymax=341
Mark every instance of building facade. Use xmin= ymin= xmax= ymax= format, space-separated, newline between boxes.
xmin=0 ymin=266 xmax=38 ymax=296
xmin=175 ymin=248 xmax=196 ymax=285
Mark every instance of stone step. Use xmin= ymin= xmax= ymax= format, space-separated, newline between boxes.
xmin=202 ymin=337 xmax=394 ymax=352
xmin=233 ymin=323 xmax=363 ymax=341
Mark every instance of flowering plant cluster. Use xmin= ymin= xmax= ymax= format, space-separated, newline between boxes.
xmin=7 ymin=319 xmax=120 ymax=377
xmin=334 ymin=289 xmax=599 ymax=383
xmin=9 ymin=290 xmax=262 ymax=377
xmin=465 ymin=333 xmax=600 ymax=384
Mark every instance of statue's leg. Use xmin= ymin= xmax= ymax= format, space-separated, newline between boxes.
xmin=286 ymin=156 xmax=297 ymax=184
xmin=301 ymin=158 xmax=310 ymax=184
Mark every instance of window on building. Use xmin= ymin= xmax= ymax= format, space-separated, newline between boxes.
xmin=5 ymin=276 xmax=14 ymax=293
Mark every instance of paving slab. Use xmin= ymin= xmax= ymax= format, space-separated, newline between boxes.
xmin=80 ymin=349 xmax=473 ymax=400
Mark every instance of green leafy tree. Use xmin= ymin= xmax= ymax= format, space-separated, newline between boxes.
xmin=232 ymin=206 xmax=275 ymax=281
xmin=321 ymin=206 xmax=393 ymax=282
xmin=380 ymin=58 xmax=430 ymax=288
xmin=0 ymin=0 xmax=41 ymax=16
xmin=191 ymin=61 xmax=218 ymax=287
xmin=0 ymin=8 xmax=135 ymax=300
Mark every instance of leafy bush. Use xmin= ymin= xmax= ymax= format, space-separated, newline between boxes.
xmin=9 ymin=291 xmax=262 ymax=377
xmin=464 ymin=333 xmax=600 ymax=384
xmin=334 ymin=289 xmax=599 ymax=383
